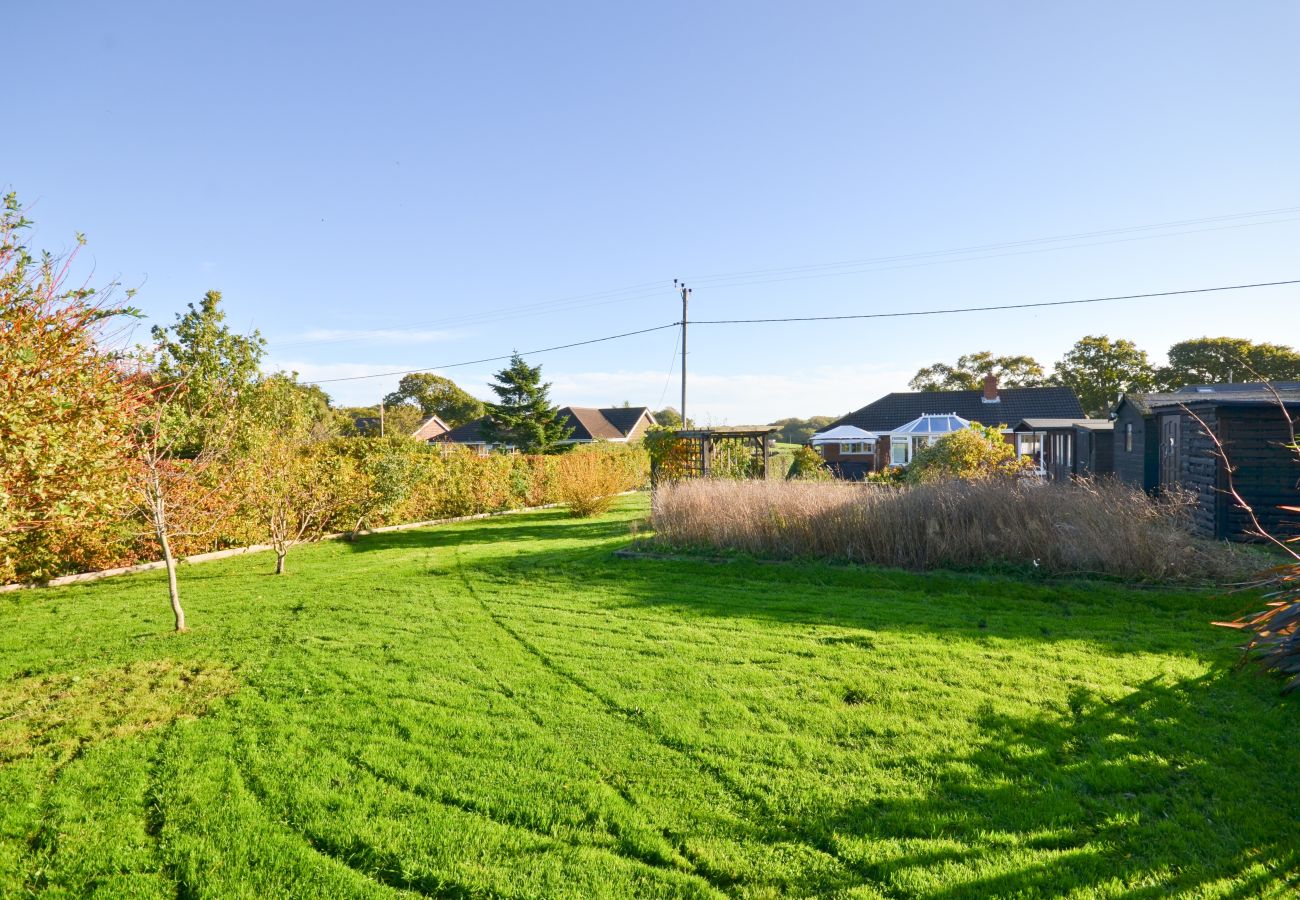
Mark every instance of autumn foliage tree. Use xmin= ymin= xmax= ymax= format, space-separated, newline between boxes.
xmin=0 ymin=194 xmax=141 ymax=582
xmin=241 ymin=375 xmax=345 ymax=574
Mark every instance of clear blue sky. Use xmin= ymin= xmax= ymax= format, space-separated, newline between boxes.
xmin=9 ymin=1 xmax=1299 ymax=422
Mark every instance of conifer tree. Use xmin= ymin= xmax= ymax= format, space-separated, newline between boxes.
xmin=481 ymin=353 xmax=572 ymax=453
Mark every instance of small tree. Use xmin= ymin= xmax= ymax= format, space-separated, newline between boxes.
xmin=905 ymin=423 xmax=1030 ymax=484
xmin=481 ymin=353 xmax=572 ymax=453
xmin=241 ymin=375 xmax=340 ymax=574
xmin=127 ymin=292 xmax=259 ymax=631
xmin=150 ymin=290 xmax=266 ymax=456
xmin=128 ymin=378 xmax=238 ymax=632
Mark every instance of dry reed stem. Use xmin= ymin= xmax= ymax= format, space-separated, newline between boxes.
xmin=651 ymin=477 xmax=1247 ymax=582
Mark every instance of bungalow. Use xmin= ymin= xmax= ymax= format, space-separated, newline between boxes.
xmin=435 ymin=406 xmax=657 ymax=453
xmin=812 ymin=376 xmax=1085 ymax=479
xmin=1112 ymin=382 xmax=1300 ymax=540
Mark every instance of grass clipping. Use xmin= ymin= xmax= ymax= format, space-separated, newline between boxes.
xmin=651 ymin=477 xmax=1249 ymax=582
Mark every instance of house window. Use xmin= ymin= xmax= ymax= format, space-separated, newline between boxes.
xmin=890 ymin=438 xmax=910 ymax=466
xmin=1124 ymin=423 xmax=1133 ymax=452
xmin=840 ymin=441 xmax=874 ymax=455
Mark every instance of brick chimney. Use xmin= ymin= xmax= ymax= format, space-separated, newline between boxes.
xmin=982 ymin=374 xmax=999 ymax=403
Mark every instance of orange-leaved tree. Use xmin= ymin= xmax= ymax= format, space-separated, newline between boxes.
xmin=0 ymin=193 xmax=142 ymax=583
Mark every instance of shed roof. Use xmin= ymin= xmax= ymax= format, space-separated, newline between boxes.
xmin=820 ymin=386 xmax=1084 ymax=435
xmin=1121 ymin=384 xmax=1300 ymax=416
xmin=1015 ymin=418 xmax=1112 ymax=431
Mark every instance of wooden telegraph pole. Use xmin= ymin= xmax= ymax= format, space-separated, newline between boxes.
xmin=675 ymin=279 xmax=691 ymax=427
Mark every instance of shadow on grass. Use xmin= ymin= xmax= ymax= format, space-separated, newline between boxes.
xmin=340 ymin=509 xmax=632 ymax=554
xmin=332 ymin=503 xmax=1262 ymax=660
xmin=774 ymin=673 xmax=1299 ymax=897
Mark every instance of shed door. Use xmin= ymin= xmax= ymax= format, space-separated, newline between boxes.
xmin=1159 ymin=415 xmax=1181 ymax=490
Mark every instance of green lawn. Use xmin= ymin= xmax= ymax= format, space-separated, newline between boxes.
xmin=2 ymin=495 xmax=1296 ymax=898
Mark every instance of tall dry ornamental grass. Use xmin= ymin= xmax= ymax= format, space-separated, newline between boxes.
xmin=652 ymin=478 xmax=1246 ymax=582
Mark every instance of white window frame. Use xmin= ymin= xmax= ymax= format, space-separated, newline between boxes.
xmin=890 ymin=438 xmax=910 ymax=466
xmin=1015 ymin=432 xmax=1046 ymax=473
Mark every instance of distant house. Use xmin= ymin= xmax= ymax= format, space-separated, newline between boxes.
xmin=1112 ymin=382 xmax=1300 ymax=540
xmin=437 ymin=406 xmax=657 ymax=453
xmin=812 ymin=376 xmax=1085 ymax=479
xmin=411 ymin=415 xmax=452 ymax=442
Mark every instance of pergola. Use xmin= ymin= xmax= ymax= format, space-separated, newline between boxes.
xmin=651 ymin=426 xmax=780 ymax=484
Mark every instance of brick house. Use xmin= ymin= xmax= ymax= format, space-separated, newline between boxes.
xmin=812 ymin=376 xmax=1085 ymax=479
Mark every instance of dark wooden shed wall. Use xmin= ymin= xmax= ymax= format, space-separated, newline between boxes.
xmin=1208 ymin=406 xmax=1299 ymax=540
xmin=1113 ymin=401 xmax=1158 ymax=490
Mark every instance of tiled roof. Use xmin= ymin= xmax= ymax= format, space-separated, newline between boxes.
xmin=600 ymin=406 xmax=656 ymax=435
xmin=822 ymin=386 xmax=1084 ymax=435
xmin=439 ymin=417 xmax=489 ymax=443
xmin=564 ymin=407 xmax=626 ymax=441
xmin=438 ymin=406 xmax=654 ymax=445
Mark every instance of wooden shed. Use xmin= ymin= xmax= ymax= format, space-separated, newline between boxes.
xmin=1113 ymin=383 xmax=1300 ymax=541
xmin=1011 ymin=418 xmax=1113 ymax=481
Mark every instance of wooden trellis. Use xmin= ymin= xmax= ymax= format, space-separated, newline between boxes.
xmin=650 ymin=426 xmax=779 ymax=485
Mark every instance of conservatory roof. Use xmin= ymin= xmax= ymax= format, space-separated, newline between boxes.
xmin=890 ymin=413 xmax=971 ymax=435
xmin=809 ymin=425 xmax=878 ymax=444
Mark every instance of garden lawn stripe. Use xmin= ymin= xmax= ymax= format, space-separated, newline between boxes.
xmin=1 ymin=496 xmax=1296 ymax=897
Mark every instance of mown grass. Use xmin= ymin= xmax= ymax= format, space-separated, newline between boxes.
xmin=1 ymin=494 xmax=1297 ymax=898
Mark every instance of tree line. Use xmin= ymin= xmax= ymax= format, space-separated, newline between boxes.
xmin=909 ymin=338 xmax=1300 ymax=416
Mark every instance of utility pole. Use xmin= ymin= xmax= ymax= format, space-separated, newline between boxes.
xmin=675 ymin=279 xmax=691 ymax=427
xmin=379 ymin=400 xmax=385 ymax=437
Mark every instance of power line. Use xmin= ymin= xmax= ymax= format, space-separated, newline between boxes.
xmin=271 ymin=204 xmax=1300 ymax=352
xmin=679 ymin=204 xmax=1300 ymax=287
xmin=678 ymin=216 xmax=1300 ymax=294
xmin=303 ymin=278 xmax=1298 ymax=386
xmin=306 ymin=322 xmax=681 ymax=384
xmin=690 ymin=279 xmax=1300 ymax=325
xmin=268 ymin=281 xmax=667 ymax=351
